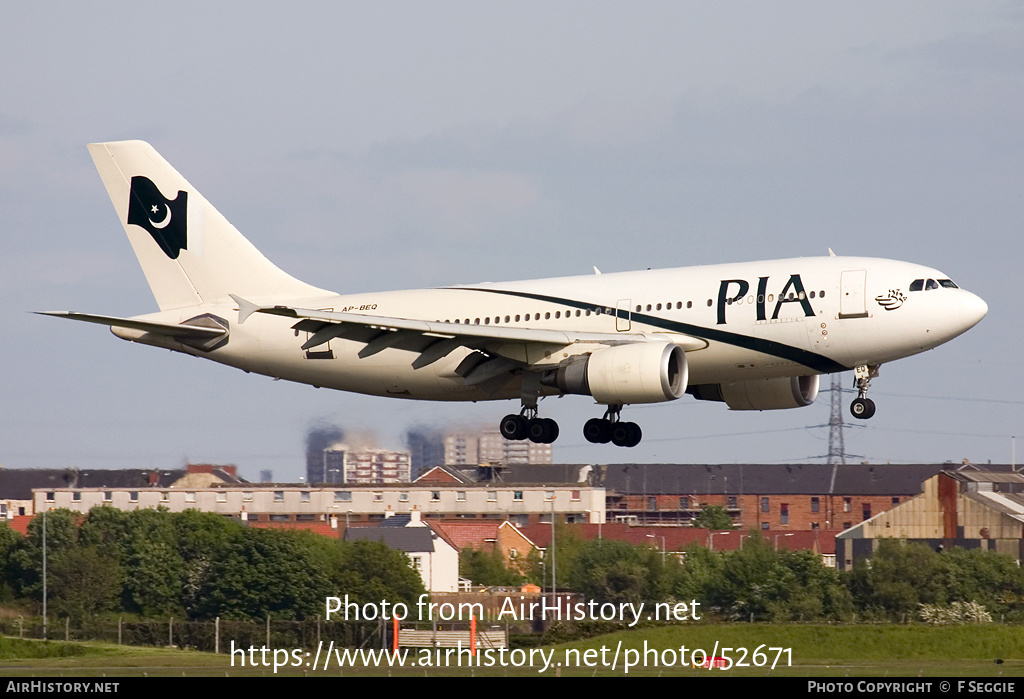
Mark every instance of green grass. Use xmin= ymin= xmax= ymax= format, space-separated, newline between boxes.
xmin=0 ymin=625 xmax=1022 ymax=677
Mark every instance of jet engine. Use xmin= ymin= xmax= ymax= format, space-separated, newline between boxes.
xmin=547 ymin=341 xmax=688 ymax=404
xmin=688 ymin=375 xmax=819 ymax=410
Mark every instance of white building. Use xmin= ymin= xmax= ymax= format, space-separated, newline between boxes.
xmin=444 ymin=426 xmax=552 ymax=466
xmin=321 ymin=443 xmax=412 ymax=484
xmin=34 ymin=483 xmax=606 ymax=527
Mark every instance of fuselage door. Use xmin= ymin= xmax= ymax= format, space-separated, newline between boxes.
xmin=616 ymin=299 xmax=632 ymax=332
xmin=839 ymin=271 xmax=868 ymax=319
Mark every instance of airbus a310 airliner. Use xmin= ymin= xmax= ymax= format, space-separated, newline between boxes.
xmin=43 ymin=141 xmax=988 ymax=448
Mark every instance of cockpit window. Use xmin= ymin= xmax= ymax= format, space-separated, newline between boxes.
xmin=925 ymin=279 xmax=939 ymax=290
xmin=909 ymin=279 xmax=924 ymax=292
xmin=938 ymin=279 xmax=958 ymax=289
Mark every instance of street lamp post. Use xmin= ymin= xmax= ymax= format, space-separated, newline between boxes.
xmin=774 ymin=533 xmax=794 ymax=551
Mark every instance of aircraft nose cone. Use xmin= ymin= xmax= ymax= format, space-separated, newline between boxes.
xmin=960 ymin=291 xmax=988 ymax=329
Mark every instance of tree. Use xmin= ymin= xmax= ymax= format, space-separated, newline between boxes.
xmin=335 ymin=539 xmax=426 ymax=612
xmin=848 ymin=539 xmax=949 ymax=620
xmin=47 ymin=546 xmax=122 ymax=623
xmin=460 ymin=546 xmax=523 ymax=587
xmin=6 ymin=509 xmax=80 ymax=602
xmin=691 ymin=505 xmax=735 ymax=530
xmin=567 ymin=539 xmax=656 ymax=605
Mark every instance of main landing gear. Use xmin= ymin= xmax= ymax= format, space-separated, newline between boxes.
xmin=583 ymin=405 xmax=642 ymax=448
xmin=499 ymin=408 xmax=559 ymax=444
xmin=498 ymin=405 xmax=643 ymax=447
xmin=849 ymin=364 xmax=878 ymax=420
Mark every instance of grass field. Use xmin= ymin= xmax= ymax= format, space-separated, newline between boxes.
xmin=1 ymin=624 xmax=1022 ymax=677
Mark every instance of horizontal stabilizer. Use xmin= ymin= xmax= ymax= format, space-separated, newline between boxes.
xmin=38 ymin=311 xmax=228 ymax=351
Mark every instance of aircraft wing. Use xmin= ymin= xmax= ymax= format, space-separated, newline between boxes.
xmin=230 ymin=295 xmax=706 ymax=383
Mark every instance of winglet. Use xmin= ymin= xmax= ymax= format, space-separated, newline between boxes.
xmin=828 ymin=248 xmax=837 ymax=257
xmin=593 ymin=266 xmax=602 ymax=275
xmin=230 ymin=294 xmax=261 ymax=324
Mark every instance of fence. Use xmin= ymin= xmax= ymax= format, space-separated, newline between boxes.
xmin=0 ymin=616 xmax=383 ymax=653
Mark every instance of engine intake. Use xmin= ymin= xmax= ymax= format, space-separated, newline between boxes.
xmin=548 ymin=342 xmax=688 ymax=404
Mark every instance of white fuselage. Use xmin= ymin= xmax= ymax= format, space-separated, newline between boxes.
xmin=137 ymin=255 xmax=987 ymax=403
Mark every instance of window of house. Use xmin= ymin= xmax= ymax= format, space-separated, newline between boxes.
xmin=811 ymin=496 xmax=819 ymax=513
xmin=843 ymin=497 xmax=851 ymax=513
xmin=274 ymin=491 xmax=284 ymax=502
xmin=487 ymin=491 xmax=497 ymax=502
xmin=761 ymin=497 xmax=769 ymax=513
xmin=456 ymin=491 xmax=466 ymax=501
xmin=728 ymin=496 xmax=737 ymax=509
xmin=185 ymin=492 xmax=196 ymax=503
xmin=216 ymin=492 xmax=227 ymax=503
xmin=513 ymin=491 xmax=523 ymax=501
xmin=301 ymin=491 xmax=310 ymax=502
xmin=780 ymin=503 xmax=789 ymax=525
xmin=680 ymin=496 xmax=689 ymax=509
xmin=862 ymin=503 xmax=871 ymax=521
xmin=399 ymin=492 xmax=409 ymax=502
xmin=571 ymin=490 xmax=581 ymax=501
xmin=431 ymin=491 xmax=440 ymax=501
xmin=72 ymin=492 xmax=81 ymax=502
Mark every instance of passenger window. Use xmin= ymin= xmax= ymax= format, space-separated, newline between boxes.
xmin=909 ymin=279 xmax=924 ymax=292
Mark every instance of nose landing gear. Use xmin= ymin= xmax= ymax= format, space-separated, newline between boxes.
xmin=849 ymin=364 xmax=878 ymax=420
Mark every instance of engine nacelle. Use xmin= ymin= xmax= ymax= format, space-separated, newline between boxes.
xmin=689 ymin=375 xmax=819 ymax=410
xmin=548 ymin=341 xmax=688 ymax=404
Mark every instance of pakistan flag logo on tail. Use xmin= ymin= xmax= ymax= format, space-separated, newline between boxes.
xmin=126 ymin=176 xmax=188 ymax=259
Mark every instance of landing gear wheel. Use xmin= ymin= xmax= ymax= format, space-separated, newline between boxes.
xmin=528 ymin=417 xmax=559 ymax=444
xmin=499 ymin=414 xmax=529 ymax=440
xmin=850 ymin=397 xmax=876 ymax=420
xmin=611 ymin=421 xmax=642 ymax=447
xmin=583 ymin=418 xmax=612 ymax=444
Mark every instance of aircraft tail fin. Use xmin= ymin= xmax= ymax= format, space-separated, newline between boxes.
xmin=88 ymin=141 xmax=327 ymax=311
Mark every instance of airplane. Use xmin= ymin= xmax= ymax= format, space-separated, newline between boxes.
xmin=41 ymin=141 xmax=988 ymax=448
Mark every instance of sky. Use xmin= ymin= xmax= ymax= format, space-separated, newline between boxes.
xmin=1 ymin=2 xmax=1021 ymax=482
